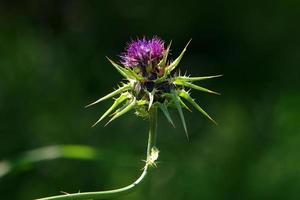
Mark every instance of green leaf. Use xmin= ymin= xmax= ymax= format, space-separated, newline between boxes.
xmin=106 ymin=98 xmax=137 ymax=125
xmin=107 ymin=57 xmax=131 ymax=78
xmin=165 ymin=39 xmax=191 ymax=73
xmin=109 ymin=100 xmax=130 ymax=117
xmin=174 ymin=80 xmax=220 ymax=95
xmin=175 ymin=74 xmax=223 ymax=82
xmin=171 ymin=92 xmax=188 ymax=139
xmin=92 ymin=93 xmax=129 ymax=127
xmin=85 ymin=84 xmax=131 ymax=108
xmin=179 ymin=90 xmax=217 ymax=125
xmin=158 ymin=103 xmax=175 ymax=127
xmin=107 ymin=57 xmax=144 ymax=81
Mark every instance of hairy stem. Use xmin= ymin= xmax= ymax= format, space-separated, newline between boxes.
xmin=36 ymin=107 xmax=158 ymax=200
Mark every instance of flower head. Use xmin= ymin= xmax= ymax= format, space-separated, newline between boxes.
xmin=87 ymin=37 xmax=221 ymax=137
xmin=121 ymin=37 xmax=165 ymax=69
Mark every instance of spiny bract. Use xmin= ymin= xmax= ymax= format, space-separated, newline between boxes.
xmin=86 ymin=37 xmax=221 ymax=137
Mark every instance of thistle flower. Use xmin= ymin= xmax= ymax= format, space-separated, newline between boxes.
xmin=87 ymin=37 xmax=221 ymax=137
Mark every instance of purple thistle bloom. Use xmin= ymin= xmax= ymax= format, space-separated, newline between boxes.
xmin=120 ymin=37 xmax=165 ymax=69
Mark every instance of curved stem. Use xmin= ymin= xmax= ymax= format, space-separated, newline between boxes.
xmin=36 ymin=107 xmax=158 ymax=200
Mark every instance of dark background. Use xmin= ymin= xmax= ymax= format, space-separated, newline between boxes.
xmin=0 ymin=0 xmax=300 ymax=199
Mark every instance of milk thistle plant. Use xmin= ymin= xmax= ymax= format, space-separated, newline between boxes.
xmin=38 ymin=37 xmax=221 ymax=200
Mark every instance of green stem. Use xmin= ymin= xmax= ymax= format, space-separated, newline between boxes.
xmin=147 ymin=107 xmax=157 ymax=157
xmin=36 ymin=107 xmax=158 ymax=200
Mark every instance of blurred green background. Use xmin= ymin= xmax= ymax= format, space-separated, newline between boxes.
xmin=0 ymin=0 xmax=299 ymax=199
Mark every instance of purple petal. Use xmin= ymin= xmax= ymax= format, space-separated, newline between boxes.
xmin=120 ymin=37 xmax=165 ymax=68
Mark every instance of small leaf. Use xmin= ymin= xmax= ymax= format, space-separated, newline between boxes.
xmin=158 ymin=103 xmax=175 ymax=127
xmin=107 ymin=57 xmax=144 ymax=81
xmin=166 ymin=39 xmax=191 ymax=73
xmin=171 ymin=92 xmax=188 ymax=139
xmin=175 ymin=75 xmax=223 ymax=82
xmin=105 ymin=98 xmax=136 ymax=125
xmin=174 ymin=81 xmax=220 ymax=95
xmin=85 ymin=84 xmax=131 ymax=108
xmin=179 ymin=90 xmax=217 ymax=125
xmin=92 ymin=93 xmax=129 ymax=127
xmin=107 ymin=57 xmax=131 ymax=78
xmin=109 ymin=100 xmax=130 ymax=117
